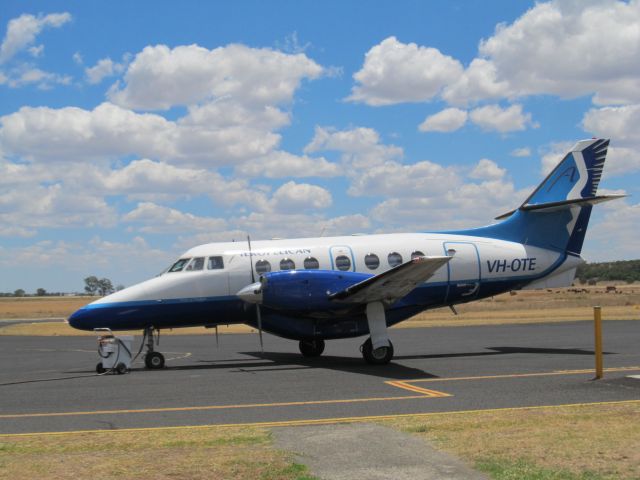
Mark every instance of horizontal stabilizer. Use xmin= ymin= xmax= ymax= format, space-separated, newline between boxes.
xmin=329 ymin=255 xmax=450 ymax=304
xmin=495 ymin=194 xmax=626 ymax=220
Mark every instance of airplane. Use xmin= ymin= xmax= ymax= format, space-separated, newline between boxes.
xmin=68 ymin=138 xmax=622 ymax=368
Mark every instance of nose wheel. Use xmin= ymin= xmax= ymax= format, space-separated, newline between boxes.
xmin=143 ymin=327 xmax=165 ymax=369
xmin=299 ymin=339 xmax=325 ymax=357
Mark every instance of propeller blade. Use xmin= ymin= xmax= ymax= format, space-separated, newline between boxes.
xmin=247 ymin=235 xmax=263 ymax=352
xmin=256 ymin=305 xmax=264 ymax=352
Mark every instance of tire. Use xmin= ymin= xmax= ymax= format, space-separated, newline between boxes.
xmin=361 ymin=338 xmax=394 ymax=365
xmin=145 ymin=351 xmax=165 ymax=369
xmin=96 ymin=362 xmax=106 ymax=374
xmin=299 ymin=339 xmax=325 ymax=357
xmin=116 ymin=362 xmax=128 ymax=375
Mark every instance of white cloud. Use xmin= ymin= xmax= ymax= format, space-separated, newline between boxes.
xmin=270 ymin=181 xmax=332 ymax=212
xmin=108 ymin=43 xmax=323 ymax=110
xmin=510 ymin=147 xmax=531 ymax=157
xmin=0 ymin=183 xmax=118 ymax=232
xmin=123 ymin=202 xmax=228 ymax=234
xmin=347 ymin=36 xmax=463 ymax=106
xmin=582 ymin=105 xmax=640 ymax=146
xmin=0 ymin=12 xmax=71 ymax=64
xmin=370 ymin=176 xmax=525 ymax=232
xmin=72 ymin=52 xmax=83 ymax=64
xmin=0 ymin=236 xmax=170 ymax=284
xmin=447 ymin=1 xmax=640 ymax=106
xmin=469 ymin=158 xmax=506 ymax=181
xmin=304 ymin=126 xmax=403 ymax=170
xmin=85 ymin=57 xmax=126 ymax=84
xmin=469 ymin=104 xmax=534 ymax=133
xmin=442 ymin=58 xmax=510 ymax=106
xmin=348 ymin=160 xmax=459 ymax=197
xmin=28 ymin=44 xmax=44 ymax=58
xmin=5 ymin=67 xmax=71 ymax=89
xmin=0 ymin=101 xmax=283 ymax=165
xmin=236 ymin=151 xmax=340 ymax=178
xmin=418 ymin=107 xmax=468 ymax=133
xmin=585 ymin=201 xmax=640 ymax=261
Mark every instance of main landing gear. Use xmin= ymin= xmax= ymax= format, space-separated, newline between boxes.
xmin=299 ymin=339 xmax=325 ymax=357
xmin=143 ymin=326 xmax=165 ymax=369
xmin=297 ymin=337 xmax=394 ymax=365
xmin=361 ymin=337 xmax=394 ymax=365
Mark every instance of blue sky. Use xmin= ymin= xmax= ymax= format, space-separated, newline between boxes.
xmin=1 ymin=0 xmax=639 ymax=292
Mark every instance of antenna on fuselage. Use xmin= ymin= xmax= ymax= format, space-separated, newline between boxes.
xmin=247 ymin=235 xmax=264 ymax=352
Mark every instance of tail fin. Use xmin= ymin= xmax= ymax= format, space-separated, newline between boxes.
xmin=523 ymin=138 xmax=609 ymax=206
xmin=454 ymin=139 xmax=623 ymax=254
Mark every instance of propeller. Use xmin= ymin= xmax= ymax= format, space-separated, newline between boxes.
xmin=247 ymin=235 xmax=264 ymax=352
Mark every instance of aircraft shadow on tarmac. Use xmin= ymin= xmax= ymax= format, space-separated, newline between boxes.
xmin=165 ymin=345 xmax=614 ymax=380
xmin=46 ymin=346 xmax=613 ymax=380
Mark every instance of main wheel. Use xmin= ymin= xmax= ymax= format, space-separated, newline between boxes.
xmin=96 ymin=362 xmax=105 ymax=374
xmin=145 ymin=351 xmax=165 ymax=369
xmin=361 ymin=338 xmax=394 ymax=365
xmin=299 ymin=339 xmax=325 ymax=357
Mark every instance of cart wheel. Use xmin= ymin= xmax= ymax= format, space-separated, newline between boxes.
xmin=96 ymin=362 xmax=105 ymax=374
xmin=116 ymin=362 xmax=128 ymax=375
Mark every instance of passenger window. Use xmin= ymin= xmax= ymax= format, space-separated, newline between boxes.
xmin=388 ymin=252 xmax=403 ymax=267
xmin=364 ymin=253 xmax=380 ymax=270
xmin=411 ymin=251 xmax=425 ymax=259
xmin=280 ymin=258 xmax=295 ymax=270
xmin=304 ymin=257 xmax=319 ymax=269
xmin=168 ymin=258 xmax=190 ymax=273
xmin=208 ymin=256 xmax=224 ymax=270
xmin=255 ymin=260 xmax=271 ymax=274
xmin=335 ymin=255 xmax=351 ymax=271
xmin=186 ymin=257 xmax=205 ymax=271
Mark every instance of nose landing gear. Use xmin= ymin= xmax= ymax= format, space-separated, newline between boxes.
xmin=143 ymin=327 xmax=165 ymax=369
xmin=299 ymin=339 xmax=325 ymax=357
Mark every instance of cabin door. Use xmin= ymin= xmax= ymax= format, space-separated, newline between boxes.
xmin=443 ymin=242 xmax=480 ymax=303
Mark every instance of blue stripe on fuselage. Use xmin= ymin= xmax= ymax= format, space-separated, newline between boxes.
xmin=68 ymin=253 xmax=567 ymax=334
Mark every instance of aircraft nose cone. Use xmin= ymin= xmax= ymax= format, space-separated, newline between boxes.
xmin=236 ymin=282 xmax=263 ymax=304
xmin=67 ymin=307 xmax=92 ymax=331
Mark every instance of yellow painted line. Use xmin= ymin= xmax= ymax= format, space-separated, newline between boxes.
xmin=3 ymin=399 xmax=640 ymax=438
xmin=385 ymin=380 xmax=452 ymax=397
xmin=0 ymin=394 xmax=433 ymax=420
xmin=408 ymin=366 xmax=640 ymax=384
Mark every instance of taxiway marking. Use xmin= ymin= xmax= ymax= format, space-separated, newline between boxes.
xmin=2 ymin=399 xmax=639 ymax=438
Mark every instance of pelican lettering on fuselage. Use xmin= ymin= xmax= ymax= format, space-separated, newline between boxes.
xmin=68 ymin=138 xmax=622 ymax=367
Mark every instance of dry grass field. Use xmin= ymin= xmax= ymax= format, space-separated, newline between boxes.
xmin=388 ymin=401 xmax=640 ymax=480
xmin=0 ymin=284 xmax=638 ymax=336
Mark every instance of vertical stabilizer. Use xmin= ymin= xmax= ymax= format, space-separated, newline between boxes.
xmin=448 ymin=139 xmax=617 ymax=255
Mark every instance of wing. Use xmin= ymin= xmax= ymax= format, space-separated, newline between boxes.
xmin=328 ymin=256 xmax=451 ymax=304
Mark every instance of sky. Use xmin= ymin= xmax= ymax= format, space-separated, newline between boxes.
xmin=1 ymin=0 xmax=639 ymax=293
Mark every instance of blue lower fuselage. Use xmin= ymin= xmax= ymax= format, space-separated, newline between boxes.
xmin=68 ymin=278 xmax=526 ymax=340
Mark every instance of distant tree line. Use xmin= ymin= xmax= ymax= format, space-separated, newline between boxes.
xmin=576 ymin=260 xmax=640 ymax=284
xmin=1 ymin=277 xmax=125 ymax=297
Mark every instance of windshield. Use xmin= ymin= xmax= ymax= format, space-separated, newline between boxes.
xmin=168 ymin=258 xmax=190 ymax=273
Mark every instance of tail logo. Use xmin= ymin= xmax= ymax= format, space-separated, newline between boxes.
xmin=546 ymin=165 xmax=578 ymax=192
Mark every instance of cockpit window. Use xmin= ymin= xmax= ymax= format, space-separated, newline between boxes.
xmin=168 ymin=258 xmax=190 ymax=273
xmin=185 ymin=257 xmax=205 ymax=271
xmin=208 ymin=256 xmax=224 ymax=270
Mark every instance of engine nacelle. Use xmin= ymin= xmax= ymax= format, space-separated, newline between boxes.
xmin=260 ymin=270 xmax=371 ymax=312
